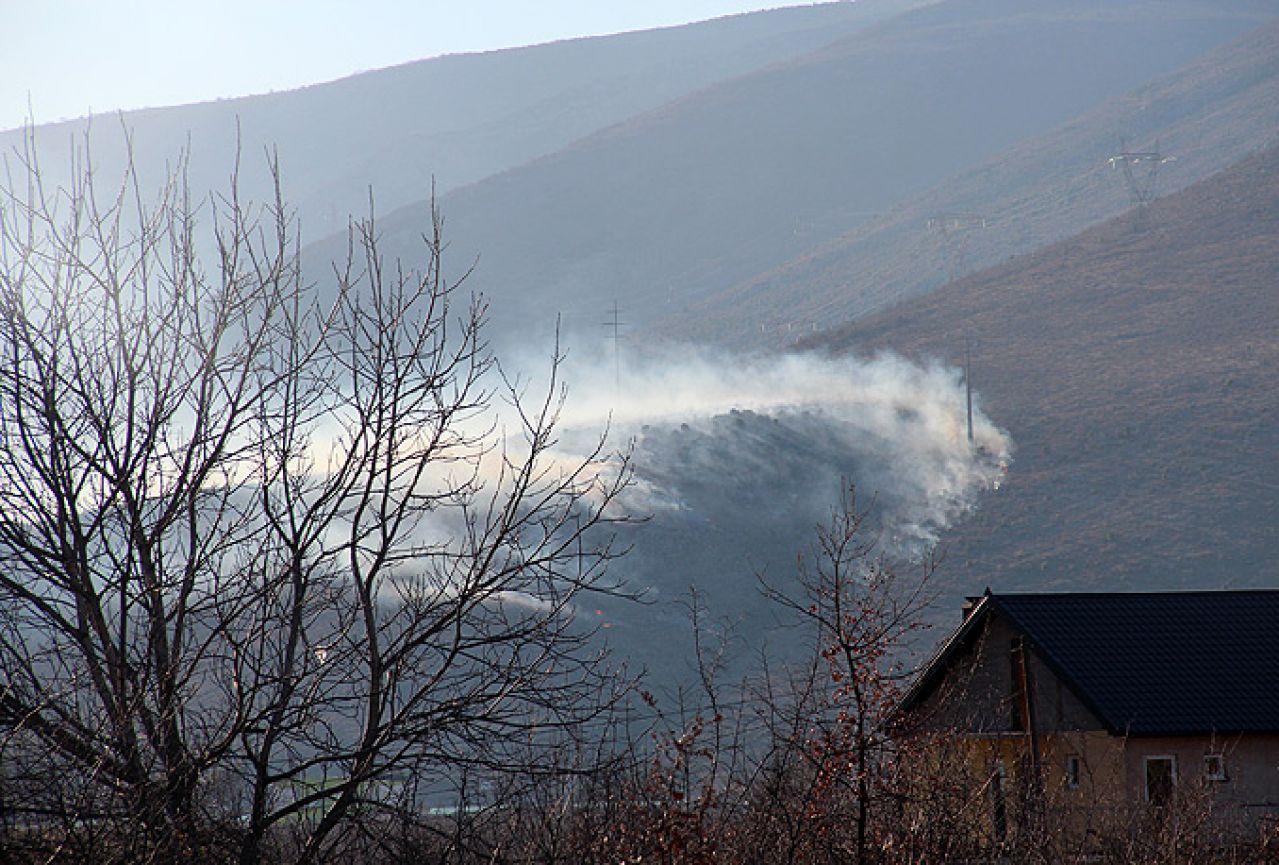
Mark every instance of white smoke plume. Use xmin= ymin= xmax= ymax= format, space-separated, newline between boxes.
xmin=309 ymin=337 xmax=1012 ymax=679
xmin=485 ymin=342 xmax=1013 ymax=681
xmin=548 ymin=345 xmax=1013 ymax=557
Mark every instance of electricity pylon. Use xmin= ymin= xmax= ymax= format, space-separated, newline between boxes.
xmin=927 ymin=212 xmax=990 ymax=283
xmin=1108 ymin=139 xmax=1174 ymax=228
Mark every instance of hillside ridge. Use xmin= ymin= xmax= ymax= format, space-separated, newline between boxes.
xmin=349 ymin=0 xmax=1277 ymax=351
xmin=676 ymin=14 xmax=1279 ymax=346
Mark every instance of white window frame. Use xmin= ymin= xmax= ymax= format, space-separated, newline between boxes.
xmin=1143 ymin=755 xmax=1177 ymax=803
xmin=1203 ymin=753 xmax=1227 ymax=782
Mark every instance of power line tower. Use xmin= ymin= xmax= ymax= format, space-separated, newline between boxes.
xmin=965 ymin=336 xmax=974 ymax=446
xmin=603 ymin=301 xmax=625 ymax=392
xmin=927 ymin=212 xmax=990 ymax=283
xmin=1108 ymin=140 xmax=1173 ymax=228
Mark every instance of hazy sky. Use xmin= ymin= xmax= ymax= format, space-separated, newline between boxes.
xmin=4 ymin=1 xmax=818 ymax=132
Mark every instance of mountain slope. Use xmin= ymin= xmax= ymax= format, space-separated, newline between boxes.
xmin=681 ymin=15 xmax=1279 ymax=346
xmin=351 ymin=0 xmax=1278 ymax=350
xmin=814 ymin=143 xmax=1279 ymax=598
xmin=3 ymin=1 xmax=914 ymax=238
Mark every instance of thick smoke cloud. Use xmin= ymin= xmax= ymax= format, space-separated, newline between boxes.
xmin=541 ymin=346 xmax=1013 ymax=682
xmin=555 ymin=347 xmax=1011 ymax=551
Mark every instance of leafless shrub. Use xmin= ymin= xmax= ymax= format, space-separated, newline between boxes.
xmin=0 ymin=130 xmax=632 ymax=864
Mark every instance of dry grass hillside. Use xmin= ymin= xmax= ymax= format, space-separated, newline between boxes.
xmin=815 ymin=144 xmax=1279 ymax=598
xmin=350 ymin=0 xmax=1275 ymax=350
xmin=681 ymin=16 xmax=1279 ymax=347
xmin=5 ymin=1 xmax=908 ymax=241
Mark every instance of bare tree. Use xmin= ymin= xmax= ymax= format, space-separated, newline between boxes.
xmin=0 ymin=134 xmax=631 ymax=864
xmin=759 ymin=485 xmax=934 ymax=865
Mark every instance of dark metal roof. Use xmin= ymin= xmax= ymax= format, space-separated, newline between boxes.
xmin=904 ymin=590 xmax=1279 ymax=736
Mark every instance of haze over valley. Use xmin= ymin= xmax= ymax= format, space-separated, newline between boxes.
xmin=7 ymin=0 xmax=1278 ymax=725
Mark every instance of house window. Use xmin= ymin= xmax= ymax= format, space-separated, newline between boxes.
xmin=1144 ymin=756 xmax=1176 ymax=805
xmin=1204 ymin=753 xmax=1227 ymax=782
xmin=990 ymin=760 xmax=1008 ymax=842
xmin=1064 ymin=754 xmax=1081 ymax=790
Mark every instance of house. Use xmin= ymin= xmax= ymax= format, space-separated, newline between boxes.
xmin=894 ymin=590 xmax=1279 ymax=846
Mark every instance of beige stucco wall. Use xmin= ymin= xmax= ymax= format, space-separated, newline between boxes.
xmin=1120 ymin=734 xmax=1279 ymax=835
xmin=915 ymin=730 xmax=1279 ymax=847
xmin=934 ymin=731 xmax=1127 ymax=845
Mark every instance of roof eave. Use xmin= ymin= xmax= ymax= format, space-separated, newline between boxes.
xmin=894 ymin=589 xmax=996 ymax=716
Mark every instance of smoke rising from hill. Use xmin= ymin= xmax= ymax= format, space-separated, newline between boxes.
xmin=519 ymin=346 xmax=1012 ymax=678
xmin=554 ymin=348 xmax=1012 ymax=557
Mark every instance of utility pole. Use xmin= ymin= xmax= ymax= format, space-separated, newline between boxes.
xmin=603 ymin=301 xmax=625 ymax=392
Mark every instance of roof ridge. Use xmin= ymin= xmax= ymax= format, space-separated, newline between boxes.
xmin=992 ymin=588 xmax=1279 ymax=597
xmin=899 ymin=589 xmax=1279 ymax=736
